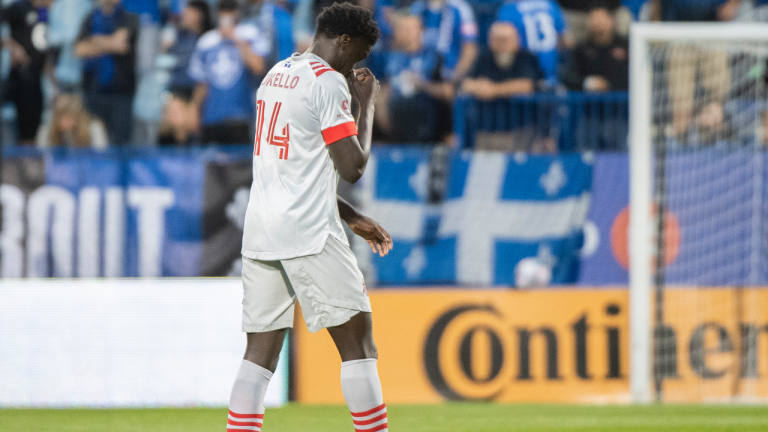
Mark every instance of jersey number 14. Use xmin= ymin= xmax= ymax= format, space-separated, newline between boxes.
xmin=254 ymin=100 xmax=290 ymax=160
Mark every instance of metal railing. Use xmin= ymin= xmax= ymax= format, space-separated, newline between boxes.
xmin=454 ymin=91 xmax=629 ymax=152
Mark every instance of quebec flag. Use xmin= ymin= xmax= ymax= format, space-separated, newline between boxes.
xmin=358 ymin=148 xmax=593 ymax=286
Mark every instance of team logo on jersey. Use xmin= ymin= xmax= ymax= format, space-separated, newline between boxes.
xmin=284 ymin=61 xmax=292 ymax=67
xmin=209 ymin=47 xmax=244 ymax=90
xmin=341 ymin=99 xmax=349 ymax=111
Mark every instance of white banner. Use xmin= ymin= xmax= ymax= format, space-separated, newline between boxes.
xmin=0 ymin=278 xmax=288 ymax=407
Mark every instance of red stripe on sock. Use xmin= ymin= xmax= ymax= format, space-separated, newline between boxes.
xmin=227 ymin=429 xmax=260 ymax=432
xmin=351 ymin=403 xmax=386 ymax=418
xmin=355 ymin=422 xmax=388 ymax=432
xmin=228 ymin=410 xmax=264 ymax=419
xmin=353 ymin=412 xmax=387 ymax=426
xmin=227 ymin=419 xmax=263 ymax=427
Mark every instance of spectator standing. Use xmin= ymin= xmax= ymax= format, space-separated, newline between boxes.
xmin=410 ymin=0 xmax=479 ymax=80
xmin=75 ymin=0 xmax=140 ymax=146
xmin=36 ymin=94 xmax=109 ymax=149
xmin=461 ymin=22 xmax=540 ymax=100
xmin=495 ymin=0 xmax=573 ymax=86
xmin=189 ymin=0 xmax=269 ymax=144
xmin=241 ymin=0 xmax=295 ymax=67
xmin=554 ymin=0 xmax=631 ymax=41
xmin=2 ymin=0 xmax=54 ymax=145
xmin=47 ymin=0 xmax=93 ymax=93
xmin=376 ymin=12 xmax=453 ymax=143
xmin=560 ymin=6 xmax=628 ymax=92
xmin=166 ymin=0 xmax=213 ymax=99
xmin=649 ymin=0 xmax=737 ymax=138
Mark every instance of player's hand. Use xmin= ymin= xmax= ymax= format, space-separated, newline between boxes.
xmin=347 ymin=215 xmax=393 ymax=257
xmin=348 ymin=68 xmax=380 ymax=110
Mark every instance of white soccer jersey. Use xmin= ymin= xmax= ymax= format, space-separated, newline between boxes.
xmin=241 ymin=52 xmax=358 ymax=260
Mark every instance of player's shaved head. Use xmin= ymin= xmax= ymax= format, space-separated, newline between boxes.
xmin=316 ymin=3 xmax=380 ymax=47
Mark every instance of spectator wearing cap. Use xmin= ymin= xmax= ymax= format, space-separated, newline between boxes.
xmin=461 ymin=22 xmax=541 ymax=100
xmin=409 ymin=0 xmax=479 ymax=80
xmin=376 ymin=12 xmax=453 ymax=143
xmin=649 ymin=0 xmax=737 ymax=138
xmin=241 ymin=0 xmax=295 ymax=68
xmin=560 ymin=6 xmax=628 ymax=92
xmin=189 ymin=0 xmax=269 ymax=144
xmin=75 ymin=0 xmax=140 ymax=146
xmin=495 ymin=0 xmax=573 ymax=87
xmin=2 ymin=0 xmax=54 ymax=145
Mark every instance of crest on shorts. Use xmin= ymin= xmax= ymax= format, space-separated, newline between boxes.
xmin=362 ymin=280 xmax=368 ymax=296
xmin=342 ymin=99 xmax=349 ymax=111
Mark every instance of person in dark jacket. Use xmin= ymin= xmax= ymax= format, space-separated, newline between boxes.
xmin=2 ymin=0 xmax=54 ymax=145
xmin=75 ymin=0 xmax=140 ymax=145
xmin=560 ymin=6 xmax=628 ymax=92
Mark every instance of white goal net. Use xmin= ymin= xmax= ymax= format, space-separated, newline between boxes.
xmin=630 ymin=23 xmax=768 ymax=403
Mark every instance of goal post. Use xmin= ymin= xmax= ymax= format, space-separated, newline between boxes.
xmin=629 ymin=23 xmax=768 ymax=404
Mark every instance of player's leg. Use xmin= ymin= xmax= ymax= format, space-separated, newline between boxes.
xmin=327 ymin=313 xmax=388 ymax=432
xmin=326 ymin=311 xmax=377 ymax=361
xmin=228 ymin=257 xmax=296 ymax=432
xmin=283 ymin=236 xmax=387 ymax=432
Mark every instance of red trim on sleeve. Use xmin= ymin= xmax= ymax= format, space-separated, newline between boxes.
xmin=322 ymin=121 xmax=357 ymax=145
xmin=315 ymin=67 xmax=334 ymax=77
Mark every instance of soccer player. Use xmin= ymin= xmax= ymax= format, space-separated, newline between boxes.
xmin=226 ymin=4 xmax=391 ymax=432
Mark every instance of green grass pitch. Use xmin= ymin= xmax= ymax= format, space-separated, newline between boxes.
xmin=1 ymin=403 xmax=768 ymax=431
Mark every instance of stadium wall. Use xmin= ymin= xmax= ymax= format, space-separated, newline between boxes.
xmin=0 ymin=278 xmax=288 ymax=408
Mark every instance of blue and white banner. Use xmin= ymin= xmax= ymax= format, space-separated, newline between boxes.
xmin=358 ymin=148 xmax=593 ymax=286
xmin=578 ymin=149 xmax=768 ymax=286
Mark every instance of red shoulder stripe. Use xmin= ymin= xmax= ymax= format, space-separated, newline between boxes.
xmin=315 ymin=68 xmax=334 ymax=77
xmin=322 ymin=121 xmax=357 ymax=145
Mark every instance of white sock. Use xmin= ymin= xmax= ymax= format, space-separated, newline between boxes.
xmin=227 ymin=360 xmax=272 ymax=432
xmin=341 ymin=358 xmax=388 ymax=432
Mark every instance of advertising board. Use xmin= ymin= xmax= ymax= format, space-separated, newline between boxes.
xmin=295 ymin=288 xmax=768 ymax=403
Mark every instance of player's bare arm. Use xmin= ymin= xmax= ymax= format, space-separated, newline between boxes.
xmin=327 ymin=69 xmax=378 ymax=183
xmin=308 ymin=30 xmax=379 ymax=183
xmin=337 ymin=195 xmax=392 ymax=257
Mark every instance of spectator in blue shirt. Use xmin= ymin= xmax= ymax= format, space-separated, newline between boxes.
xmin=461 ymin=22 xmax=540 ymax=100
xmin=495 ymin=0 xmax=573 ymax=86
xmin=376 ymin=12 xmax=453 ymax=143
xmin=189 ymin=0 xmax=269 ymax=144
xmin=242 ymin=0 xmax=295 ymax=68
xmin=649 ymin=0 xmax=737 ymax=139
xmin=166 ymin=0 xmax=213 ymax=99
xmin=410 ymin=0 xmax=479 ymax=80
xmin=75 ymin=0 xmax=140 ymax=146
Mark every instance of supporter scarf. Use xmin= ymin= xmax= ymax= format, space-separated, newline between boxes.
xmin=85 ymin=5 xmax=125 ymax=90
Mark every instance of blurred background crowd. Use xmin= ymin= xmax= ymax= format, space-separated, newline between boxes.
xmin=0 ymin=0 xmax=765 ymax=150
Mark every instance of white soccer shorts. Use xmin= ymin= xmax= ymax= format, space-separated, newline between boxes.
xmin=241 ymin=235 xmax=372 ymax=333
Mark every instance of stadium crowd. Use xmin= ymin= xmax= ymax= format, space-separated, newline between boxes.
xmin=0 ymin=0 xmax=760 ymax=149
